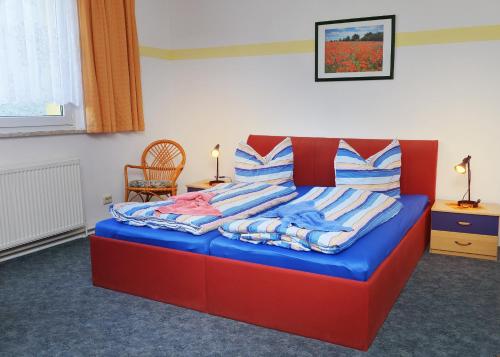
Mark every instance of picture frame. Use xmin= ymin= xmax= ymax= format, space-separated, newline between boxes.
xmin=315 ymin=15 xmax=395 ymax=82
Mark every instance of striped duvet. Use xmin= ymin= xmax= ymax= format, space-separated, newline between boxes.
xmin=110 ymin=182 xmax=298 ymax=235
xmin=219 ymin=187 xmax=403 ymax=254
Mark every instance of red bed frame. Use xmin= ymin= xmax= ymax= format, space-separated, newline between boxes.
xmin=90 ymin=135 xmax=438 ymax=351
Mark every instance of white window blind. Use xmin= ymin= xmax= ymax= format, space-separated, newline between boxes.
xmin=0 ymin=0 xmax=83 ymax=131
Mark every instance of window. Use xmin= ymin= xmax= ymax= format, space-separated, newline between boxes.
xmin=0 ymin=0 xmax=84 ymax=134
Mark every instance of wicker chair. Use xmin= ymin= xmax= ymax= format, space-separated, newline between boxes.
xmin=124 ymin=139 xmax=186 ymax=202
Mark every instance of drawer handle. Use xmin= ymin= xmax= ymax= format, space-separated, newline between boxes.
xmin=454 ymin=241 xmax=472 ymax=247
xmin=457 ymin=221 xmax=471 ymax=226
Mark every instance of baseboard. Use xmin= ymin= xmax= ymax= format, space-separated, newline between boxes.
xmin=0 ymin=227 xmax=91 ymax=263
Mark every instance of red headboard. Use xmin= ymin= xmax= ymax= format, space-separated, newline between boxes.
xmin=247 ymin=135 xmax=438 ymax=202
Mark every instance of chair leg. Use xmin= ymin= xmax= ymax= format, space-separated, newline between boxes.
xmin=138 ymin=193 xmax=146 ymax=202
xmin=127 ymin=190 xmax=144 ymax=202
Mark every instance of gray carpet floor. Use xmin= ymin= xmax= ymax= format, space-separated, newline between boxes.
xmin=0 ymin=238 xmax=499 ymax=357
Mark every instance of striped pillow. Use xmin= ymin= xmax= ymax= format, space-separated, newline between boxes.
xmin=234 ymin=137 xmax=294 ymax=187
xmin=335 ymin=139 xmax=402 ymax=198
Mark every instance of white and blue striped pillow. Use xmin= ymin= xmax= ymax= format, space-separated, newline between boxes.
xmin=335 ymin=139 xmax=402 ymax=198
xmin=234 ymin=137 xmax=294 ymax=187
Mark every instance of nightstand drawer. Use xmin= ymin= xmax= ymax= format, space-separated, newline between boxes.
xmin=187 ymin=186 xmax=205 ymax=192
xmin=430 ymin=230 xmax=498 ymax=258
xmin=431 ymin=212 xmax=499 ymax=236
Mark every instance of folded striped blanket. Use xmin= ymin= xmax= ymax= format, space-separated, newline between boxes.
xmin=110 ymin=182 xmax=298 ymax=235
xmin=219 ymin=187 xmax=403 ymax=254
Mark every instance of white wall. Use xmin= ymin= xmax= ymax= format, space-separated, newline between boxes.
xmin=164 ymin=0 xmax=500 ymax=46
xmin=140 ymin=0 xmax=500 ymax=206
xmin=1 ymin=0 xmax=498 ymax=232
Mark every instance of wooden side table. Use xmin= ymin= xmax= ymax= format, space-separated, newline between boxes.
xmin=430 ymin=199 xmax=500 ymax=261
xmin=186 ymin=179 xmax=231 ymax=192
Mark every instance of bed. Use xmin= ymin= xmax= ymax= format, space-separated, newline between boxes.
xmin=90 ymin=135 xmax=438 ymax=350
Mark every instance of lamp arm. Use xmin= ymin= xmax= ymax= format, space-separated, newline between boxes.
xmin=216 ymin=157 xmax=219 ymax=181
xmin=467 ymin=160 xmax=471 ymax=202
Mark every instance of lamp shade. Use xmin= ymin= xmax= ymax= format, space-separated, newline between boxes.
xmin=454 ymin=164 xmax=466 ymax=174
xmin=211 ymin=144 xmax=220 ymax=158
xmin=454 ymin=155 xmax=471 ymax=174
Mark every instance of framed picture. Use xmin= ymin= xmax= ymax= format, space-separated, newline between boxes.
xmin=315 ymin=15 xmax=395 ymax=82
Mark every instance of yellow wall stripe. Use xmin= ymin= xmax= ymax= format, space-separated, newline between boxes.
xmin=140 ymin=40 xmax=314 ymax=60
xmin=396 ymin=24 xmax=500 ymax=47
xmin=140 ymin=46 xmax=172 ymax=60
xmin=140 ymin=24 xmax=500 ymax=61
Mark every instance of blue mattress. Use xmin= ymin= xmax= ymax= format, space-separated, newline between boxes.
xmin=209 ymin=194 xmax=429 ymax=281
xmin=95 ymin=187 xmax=428 ymax=281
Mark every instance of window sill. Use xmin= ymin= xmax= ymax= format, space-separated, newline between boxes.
xmin=0 ymin=129 xmax=87 ymax=139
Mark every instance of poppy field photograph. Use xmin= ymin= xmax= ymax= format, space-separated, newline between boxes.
xmin=315 ymin=16 xmax=395 ymax=81
xmin=324 ymin=25 xmax=384 ymax=73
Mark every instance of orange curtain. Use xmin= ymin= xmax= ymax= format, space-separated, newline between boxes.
xmin=77 ymin=0 xmax=144 ymax=133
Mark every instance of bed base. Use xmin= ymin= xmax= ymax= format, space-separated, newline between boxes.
xmin=91 ymin=237 xmax=207 ymax=311
xmin=90 ymin=207 xmax=430 ymax=351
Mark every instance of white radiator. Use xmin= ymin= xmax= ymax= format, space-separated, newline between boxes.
xmin=0 ymin=159 xmax=85 ymax=251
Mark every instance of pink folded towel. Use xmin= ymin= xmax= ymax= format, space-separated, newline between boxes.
xmin=155 ymin=192 xmax=222 ymax=216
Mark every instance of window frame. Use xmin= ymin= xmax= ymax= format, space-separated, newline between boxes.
xmin=0 ymin=103 xmax=85 ymax=134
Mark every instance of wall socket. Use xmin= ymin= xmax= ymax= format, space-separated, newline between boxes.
xmin=103 ymin=194 xmax=113 ymax=205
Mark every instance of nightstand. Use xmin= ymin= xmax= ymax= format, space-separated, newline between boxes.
xmin=430 ymin=200 xmax=500 ymax=261
xmin=186 ymin=179 xmax=231 ymax=192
